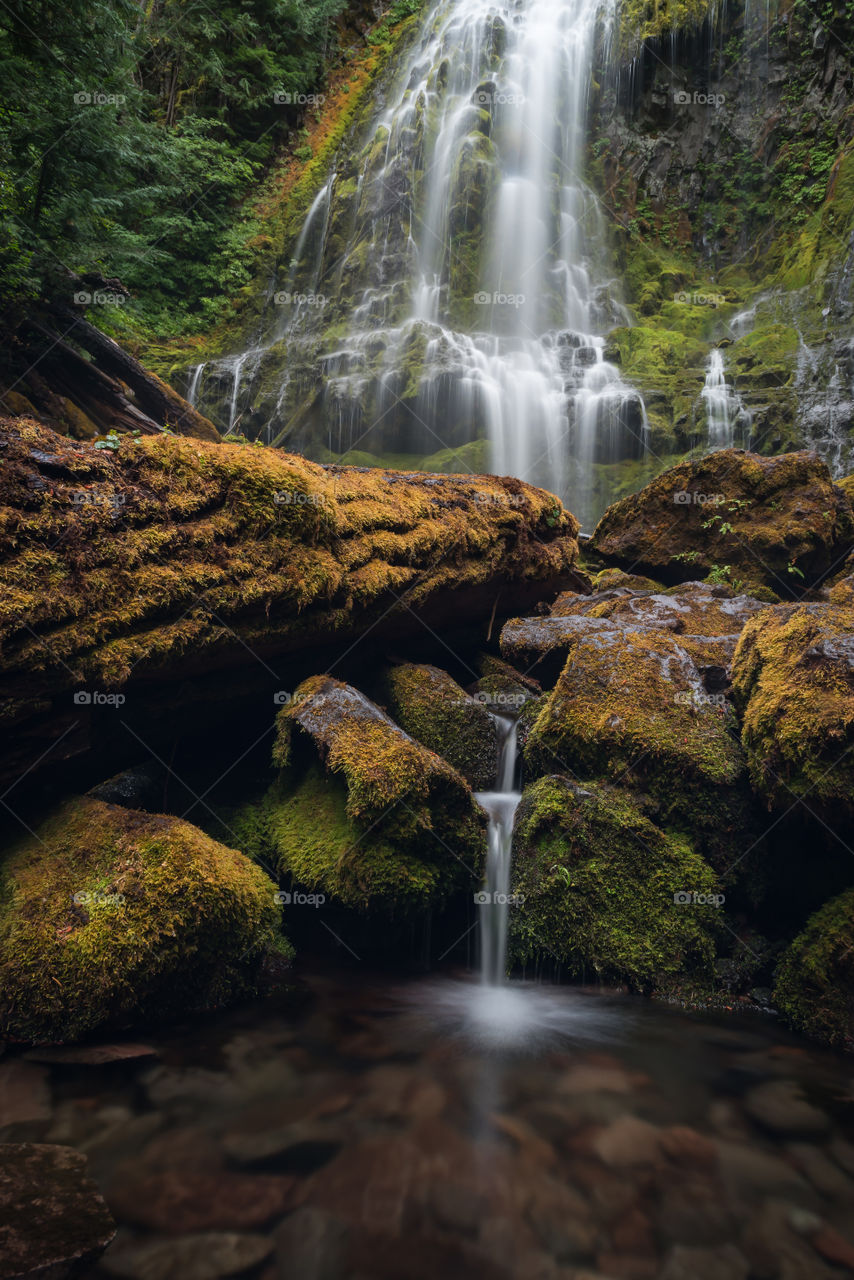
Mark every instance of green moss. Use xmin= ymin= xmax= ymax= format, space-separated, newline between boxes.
xmin=381 ymin=662 xmax=499 ymax=790
xmin=510 ymin=776 xmax=720 ymax=988
xmin=732 ymin=599 xmax=854 ymax=814
xmin=0 ymin=798 xmax=284 ymax=1043
xmin=617 ymin=0 xmax=719 ymax=54
xmin=774 ymin=888 xmax=854 ymax=1048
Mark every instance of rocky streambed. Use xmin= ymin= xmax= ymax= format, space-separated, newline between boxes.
xmin=2 ymin=422 xmax=854 ymax=1276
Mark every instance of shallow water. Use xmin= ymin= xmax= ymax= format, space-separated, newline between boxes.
xmin=4 ymin=966 xmax=854 ymax=1279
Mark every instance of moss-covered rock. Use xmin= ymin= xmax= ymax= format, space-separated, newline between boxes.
xmin=510 ymin=775 xmax=720 ymax=988
xmin=470 ymin=654 xmax=542 ymax=716
xmin=732 ymin=599 xmax=854 ymax=816
xmin=0 ymin=798 xmax=285 ymax=1043
xmin=774 ymin=889 xmax=854 ymax=1049
xmin=381 ymin=662 xmax=499 ymax=791
xmin=0 ymin=417 xmax=579 ymax=790
xmin=591 ymin=449 xmax=854 ymax=595
xmin=521 ymin=618 xmax=751 ymax=868
xmin=593 ymin=568 xmax=664 ymax=593
xmin=262 ymin=676 xmax=486 ymax=912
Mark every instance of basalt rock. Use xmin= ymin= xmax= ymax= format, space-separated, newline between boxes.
xmin=0 ymin=797 xmax=287 ymax=1043
xmin=590 ymin=450 xmax=854 ymax=595
xmin=0 ymin=417 xmax=579 ymax=792
xmin=731 ymin=598 xmax=854 ymax=818
xmin=510 ymin=775 xmax=720 ymax=988
xmin=774 ymin=888 xmax=854 ymax=1050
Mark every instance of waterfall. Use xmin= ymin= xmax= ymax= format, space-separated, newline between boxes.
xmin=701 ymin=349 xmax=733 ymax=447
xmin=474 ymin=714 xmax=521 ymax=987
xmin=186 ymin=362 xmax=205 ymax=407
xmin=195 ymin=0 xmax=646 ymax=528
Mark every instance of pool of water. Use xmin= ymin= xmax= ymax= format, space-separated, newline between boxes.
xmin=4 ymin=965 xmax=854 ymax=1279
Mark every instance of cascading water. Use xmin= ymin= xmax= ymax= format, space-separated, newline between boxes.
xmin=474 ymin=714 xmax=521 ymax=987
xmin=701 ymin=347 xmax=751 ymax=449
xmin=190 ymin=0 xmax=647 ymax=528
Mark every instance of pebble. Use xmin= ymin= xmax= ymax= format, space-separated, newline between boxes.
xmin=101 ymin=1231 xmax=273 ymax=1280
xmin=591 ymin=1116 xmax=663 ymax=1167
xmin=743 ymin=1079 xmax=829 ymax=1137
xmin=107 ymin=1169 xmax=298 ymax=1234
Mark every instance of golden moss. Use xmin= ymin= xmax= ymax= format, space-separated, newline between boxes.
xmin=0 ymin=798 xmax=285 ymax=1043
xmin=773 ymin=888 xmax=854 ymax=1049
xmin=732 ymin=599 xmax=854 ymax=813
xmin=382 ymin=662 xmax=499 ymax=790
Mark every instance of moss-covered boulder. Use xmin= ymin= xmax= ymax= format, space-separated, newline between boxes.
xmin=257 ymin=676 xmax=486 ymax=913
xmin=381 ymin=662 xmax=499 ymax=791
xmin=0 ymin=799 xmax=285 ymax=1043
xmin=592 ymin=568 xmax=664 ymax=593
xmin=470 ymin=654 xmax=542 ymax=714
xmin=732 ymin=599 xmax=854 ymax=816
xmin=521 ymin=620 xmax=751 ymax=867
xmin=510 ymin=776 xmax=721 ymax=988
xmin=0 ymin=417 xmax=580 ymax=791
xmin=774 ymin=889 xmax=854 ymax=1049
xmin=590 ymin=450 xmax=854 ymax=595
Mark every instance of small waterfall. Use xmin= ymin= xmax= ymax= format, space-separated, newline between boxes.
xmin=474 ymin=715 xmax=521 ymax=987
xmin=701 ymin=349 xmax=733 ymax=447
xmin=186 ymin=362 xmax=205 ymax=407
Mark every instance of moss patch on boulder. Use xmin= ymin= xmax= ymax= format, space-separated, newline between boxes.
xmin=591 ymin=449 xmax=854 ymax=595
xmin=381 ymin=662 xmax=499 ymax=791
xmin=774 ymin=889 xmax=854 ymax=1049
xmin=732 ymin=599 xmax=854 ymax=816
xmin=0 ymin=798 xmax=285 ymax=1043
xmin=510 ymin=776 xmax=720 ymax=988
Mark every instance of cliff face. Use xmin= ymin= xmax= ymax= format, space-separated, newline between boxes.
xmin=592 ymin=0 xmax=854 ymax=476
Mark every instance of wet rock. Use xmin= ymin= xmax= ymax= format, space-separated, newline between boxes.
xmin=744 ymin=1080 xmax=829 ymax=1137
xmin=222 ymin=1118 xmax=343 ymax=1171
xmin=0 ymin=1142 xmax=116 ymax=1279
xmin=0 ymin=1060 xmax=50 ymax=1129
xmin=591 ymin=1115 xmax=663 ymax=1167
xmin=380 ymin=661 xmax=500 ymax=789
xmin=356 ymin=1064 xmax=446 ymax=1123
xmin=810 ymin=1224 xmax=854 ymax=1270
xmin=590 ymin=449 xmax=854 ymax=594
xmin=25 ymin=1042 xmax=157 ymax=1066
xmin=107 ymin=1169 xmax=297 ymax=1234
xmin=787 ymin=1142 xmax=854 ymax=1199
xmin=732 ymin=599 xmax=854 ymax=819
xmin=101 ymin=1231 xmax=273 ymax=1279
xmin=305 ymin=1134 xmax=428 ymax=1235
xmin=659 ymin=1243 xmax=749 ymax=1280
xmin=773 ymin=888 xmax=854 ymax=1048
xmin=742 ymin=1200 xmax=839 ymax=1280
xmin=714 ymin=1138 xmax=807 ymax=1195
xmin=273 ymin=1207 xmax=348 ymax=1280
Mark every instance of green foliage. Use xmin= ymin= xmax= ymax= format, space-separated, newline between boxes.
xmin=0 ymin=0 xmax=348 ymax=331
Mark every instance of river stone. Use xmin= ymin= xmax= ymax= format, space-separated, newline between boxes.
xmin=659 ymin=1243 xmax=749 ymax=1280
xmin=273 ymin=1208 xmax=348 ymax=1280
xmin=107 ymin=1169 xmax=297 ymax=1234
xmin=0 ymin=1060 xmax=51 ymax=1128
xmin=743 ymin=1079 xmax=829 ymax=1136
xmin=0 ymin=1143 xmax=116 ymax=1279
xmin=24 ymin=1043 xmax=157 ymax=1066
xmin=101 ymin=1232 xmax=273 ymax=1280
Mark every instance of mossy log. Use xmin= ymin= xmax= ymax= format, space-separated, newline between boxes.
xmin=0 ymin=418 xmax=580 ymax=790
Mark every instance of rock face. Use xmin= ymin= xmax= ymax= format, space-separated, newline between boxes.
xmin=0 ymin=417 xmax=580 ymax=791
xmin=732 ymin=598 xmax=854 ymax=816
xmin=0 ymin=797 xmax=286 ymax=1043
xmin=236 ymin=676 xmax=486 ymax=915
xmin=0 ymin=1143 xmax=116 ymax=1278
xmin=773 ymin=889 xmax=854 ymax=1050
xmin=510 ymin=776 xmax=720 ymax=988
xmin=590 ymin=450 xmax=853 ymax=594
xmin=381 ymin=662 xmax=500 ymax=790
xmin=517 ymin=615 xmax=751 ymax=868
